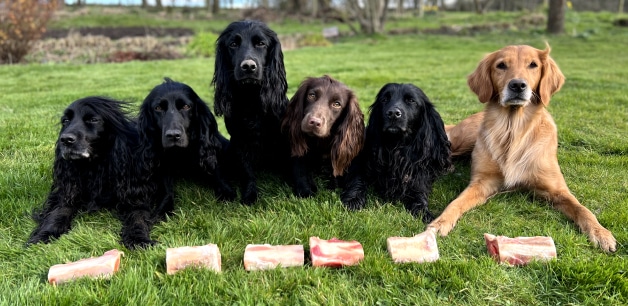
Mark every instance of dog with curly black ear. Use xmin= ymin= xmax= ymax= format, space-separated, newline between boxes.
xmin=28 ymin=97 xmax=157 ymax=249
xmin=137 ymin=78 xmax=235 ymax=217
xmin=211 ymin=20 xmax=290 ymax=204
xmin=341 ymin=83 xmax=452 ymax=222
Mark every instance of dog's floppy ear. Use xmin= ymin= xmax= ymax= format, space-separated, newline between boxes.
xmin=331 ymin=90 xmax=365 ymax=177
xmin=282 ymin=78 xmax=310 ymax=157
xmin=366 ymin=84 xmax=391 ymax=147
xmin=212 ymin=29 xmax=233 ymax=117
xmin=194 ymin=93 xmax=221 ymax=172
xmin=468 ymin=50 xmax=498 ymax=103
xmin=137 ymin=87 xmax=163 ymax=169
xmin=411 ymin=86 xmax=452 ymax=172
xmin=537 ymin=44 xmax=565 ymax=106
xmin=260 ymin=26 xmax=288 ymax=119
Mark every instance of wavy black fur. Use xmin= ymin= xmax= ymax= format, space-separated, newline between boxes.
xmin=137 ymin=78 xmax=235 ymax=217
xmin=341 ymin=83 xmax=452 ymax=222
xmin=28 ymin=97 xmax=156 ymax=249
xmin=211 ymin=20 xmax=290 ymax=204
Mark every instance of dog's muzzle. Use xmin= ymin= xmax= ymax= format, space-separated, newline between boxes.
xmin=502 ymin=78 xmax=532 ymax=106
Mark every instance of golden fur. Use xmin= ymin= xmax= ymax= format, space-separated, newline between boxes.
xmin=430 ymin=44 xmax=616 ymax=252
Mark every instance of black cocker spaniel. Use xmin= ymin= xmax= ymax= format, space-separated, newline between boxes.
xmin=28 ymin=97 xmax=157 ymax=249
xmin=211 ymin=20 xmax=290 ymax=204
xmin=341 ymin=83 xmax=452 ymax=222
xmin=137 ymin=78 xmax=235 ymax=217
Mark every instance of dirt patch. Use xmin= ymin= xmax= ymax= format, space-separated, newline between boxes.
xmin=28 ymin=27 xmax=194 ymax=64
xmin=44 ymin=26 xmax=195 ymax=40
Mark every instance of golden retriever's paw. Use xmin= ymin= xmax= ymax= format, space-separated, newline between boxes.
xmin=427 ymin=217 xmax=457 ymax=237
xmin=590 ymin=227 xmax=617 ymax=253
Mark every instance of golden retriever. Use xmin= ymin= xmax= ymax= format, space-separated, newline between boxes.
xmin=430 ymin=44 xmax=617 ymax=252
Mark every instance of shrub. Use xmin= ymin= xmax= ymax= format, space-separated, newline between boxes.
xmin=186 ymin=31 xmax=217 ymax=58
xmin=0 ymin=0 xmax=58 ymax=64
xmin=297 ymin=33 xmax=332 ymax=48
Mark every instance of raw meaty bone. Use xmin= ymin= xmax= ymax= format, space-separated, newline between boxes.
xmin=166 ymin=244 xmax=221 ymax=274
xmin=309 ymin=236 xmax=364 ymax=267
xmin=484 ymin=233 xmax=557 ymax=266
xmin=243 ymin=244 xmax=304 ymax=271
xmin=48 ymin=249 xmax=123 ymax=285
xmin=387 ymin=229 xmax=439 ymax=263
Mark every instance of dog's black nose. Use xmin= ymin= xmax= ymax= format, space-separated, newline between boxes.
xmin=387 ymin=108 xmax=402 ymax=119
xmin=240 ymin=60 xmax=257 ymax=73
xmin=165 ymin=129 xmax=182 ymax=140
xmin=60 ymin=134 xmax=76 ymax=145
xmin=508 ymin=79 xmax=527 ymax=93
xmin=308 ymin=117 xmax=322 ymax=128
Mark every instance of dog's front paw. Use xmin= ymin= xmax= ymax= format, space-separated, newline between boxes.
xmin=241 ymin=183 xmax=258 ymax=205
xmin=123 ymin=236 xmax=157 ymax=250
xmin=406 ymin=201 xmax=434 ymax=223
xmin=411 ymin=208 xmax=434 ymax=224
xmin=341 ymin=194 xmax=366 ymax=211
xmin=26 ymin=233 xmax=52 ymax=246
xmin=295 ymin=184 xmax=316 ymax=198
xmin=216 ymin=185 xmax=237 ymax=202
xmin=589 ymin=226 xmax=617 ymax=253
xmin=427 ymin=216 xmax=457 ymax=237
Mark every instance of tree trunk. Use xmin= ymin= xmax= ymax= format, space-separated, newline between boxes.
xmin=620 ymin=0 xmax=625 ymax=14
xmin=312 ymin=0 xmax=319 ymax=17
xmin=473 ymin=0 xmax=481 ymax=13
xmin=547 ymin=0 xmax=566 ymax=34
xmin=155 ymin=0 xmax=163 ymax=9
xmin=346 ymin=0 xmax=388 ymax=34
xmin=212 ymin=0 xmax=220 ymax=14
xmin=473 ymin=0 xmax=495 ymax=14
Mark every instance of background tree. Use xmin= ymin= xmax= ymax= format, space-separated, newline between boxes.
xmin=472 ymin=0 xmax=495 ymax=14
xmin=344 ymin=0 xmax=390 ymax=34
xmin=547 ymin=0 xmax=566 ymax=34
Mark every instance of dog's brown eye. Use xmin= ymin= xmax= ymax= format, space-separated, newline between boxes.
xmin=256 ymin=41 xmax=266 ymax=47
xmin=405 ymin=98 xmax=415 ymax=104
xmin=497 ymin=62 xmax=507 ymax=70
xmin=308 ymin=93 xmax=316 ymax=100
xmin=229 ymin=42 xmax=238 ymax=48
xmin=61 ymin=118 xmax=69 ymax=125
xmin=529 ymin=61 xmax=538 ymax=68
xmin=332 ymin=101 xmax=342 ymax=108
xmin=155 ymin=106 xmax=162 ymax=111
xmin=182 ymin=105 xmax=191 ymax=110
xmin=87 ymin=117 xmax=100 ymax=124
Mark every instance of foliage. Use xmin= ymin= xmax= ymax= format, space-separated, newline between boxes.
xmin=297 ymin=33 xmax=332 ymax=47
xmin=186 ymin=31 xmax=218 ymax=58
xmin=0 ymin=0 xmax=58 ymax=64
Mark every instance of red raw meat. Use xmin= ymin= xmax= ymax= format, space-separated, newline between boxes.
xmin=309 ymin=236 xmax=364 ymax=267
xmin=243 ymin=244 xmax=304 ymax=271
xmin=166 ymin=244 xmax=221 ymax=274
xmin=484 ymin=233 xmax=557 ymax=266
xmin=387 ymin=229 xmax=439 ymax=263
xmin=48 ymin=249 xmax=123 ymax=285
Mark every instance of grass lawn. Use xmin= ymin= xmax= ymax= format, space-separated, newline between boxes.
xmin=0 ymin=9 xmax=627 ymax=305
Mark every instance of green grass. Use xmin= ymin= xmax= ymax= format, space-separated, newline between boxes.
xmin=1 ymin=10 xmax=627 ymax=305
